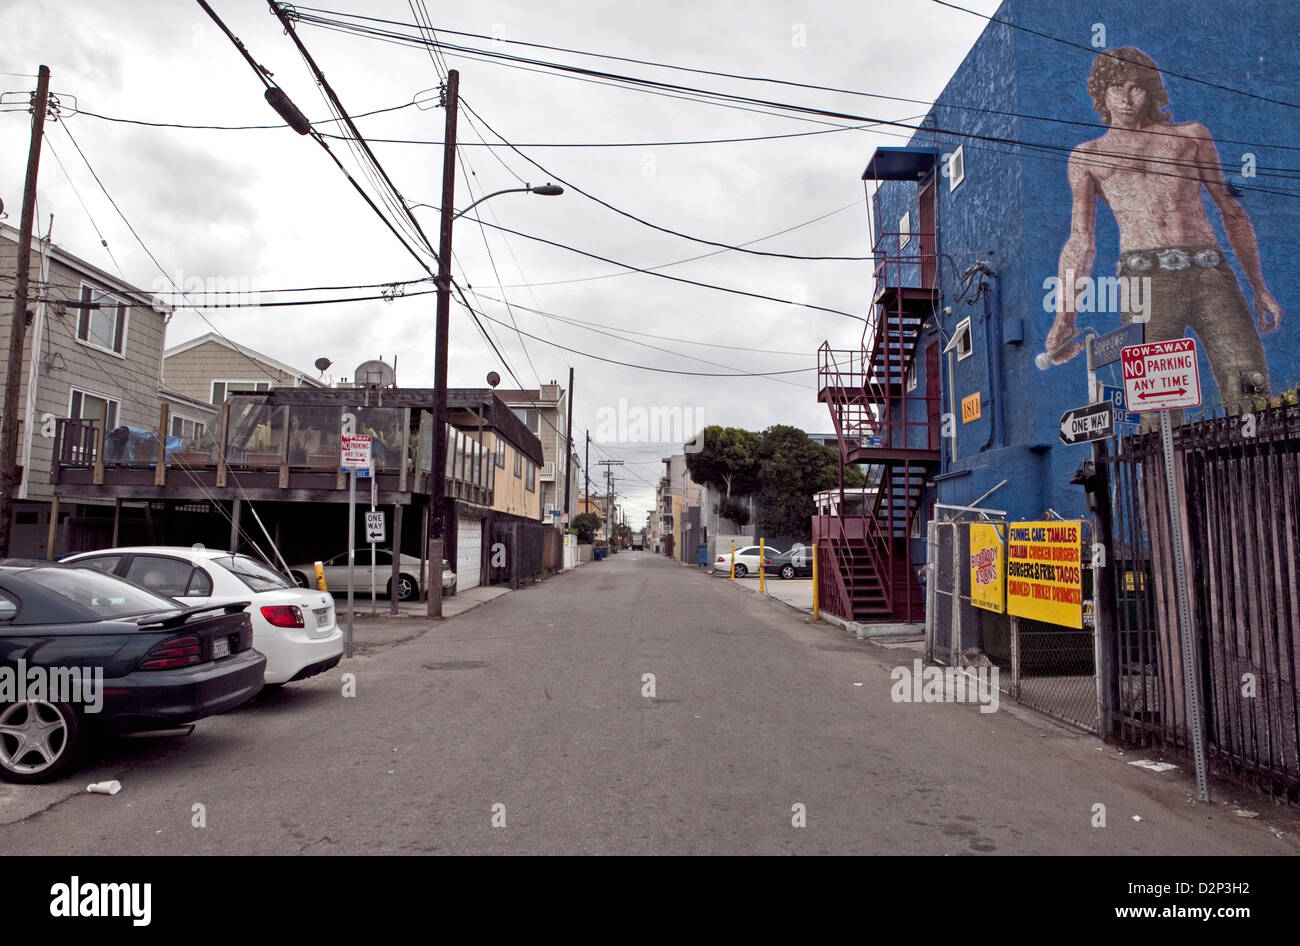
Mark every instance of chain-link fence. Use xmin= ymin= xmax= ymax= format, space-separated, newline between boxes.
xmin=927 ymin=508 xmax=1100 ymax=733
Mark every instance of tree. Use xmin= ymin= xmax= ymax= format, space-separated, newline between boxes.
xmin=684 ymin=426 xmax=761 ymax=498
xmin=572 ymin=512 xmax=602 ymax=544
xmin=754 ymin=425 xmax=864 ymax=539
xmin=718 ymin=495 xmax=750 ymax=528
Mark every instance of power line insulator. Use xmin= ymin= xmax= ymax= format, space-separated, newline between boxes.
xmin=264 ymin=87 xmax=311 ymax=135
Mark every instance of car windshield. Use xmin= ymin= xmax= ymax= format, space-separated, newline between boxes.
xmin=25 ymin=566 xmax=181 ymax=619
xmin=214 ymin=555 xmax=293 ymax=593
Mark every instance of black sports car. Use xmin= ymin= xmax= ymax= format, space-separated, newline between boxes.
xmin=0 ymin=562 xmax=265 ymax=783
xmin=761 ymin=546 xmax=814 ymax=580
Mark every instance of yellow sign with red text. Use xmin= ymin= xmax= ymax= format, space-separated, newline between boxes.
xmin=1006 ymin=520 xmax=1084 ymax=628
xmin=968 ymin=522 xmax=1004 ymax=613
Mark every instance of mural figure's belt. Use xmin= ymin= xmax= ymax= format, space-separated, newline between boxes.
xmin=1121 ymin=247 xmax=1222 ymax=272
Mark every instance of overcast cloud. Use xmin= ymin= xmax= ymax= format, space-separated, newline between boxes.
xmin=2 ymin=0 xmax=1001 ymax=517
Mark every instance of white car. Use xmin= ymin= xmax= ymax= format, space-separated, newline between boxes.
xmin=286 ymin=549 xmax=455 ymax=601
xmin=711 ymin=545 xmax=781 ymax=578
xmin=62 ymin=546 xmax=343 ymax=686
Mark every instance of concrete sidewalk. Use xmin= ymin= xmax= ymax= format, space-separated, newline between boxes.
xmin=703 ymin=563 xmax=923 ymax=639
xmin=338 ymin=583 xmax=511 ymax=621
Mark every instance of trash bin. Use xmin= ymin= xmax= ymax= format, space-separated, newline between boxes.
xmin=594 ymin=547 xmax=607 ymax=561
xmin=696 ymin=544 xmax=707 ymax=567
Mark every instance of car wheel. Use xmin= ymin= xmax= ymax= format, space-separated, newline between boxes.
xmin=0 ymin=700 xmax=81 ymax=784
xmin=734 ymin=563 xmax=748 ymax=578
xmin=781 ymin=564 xmax=796 ymax=580
xmin=387 ymin=574 xmax=418 ymax=602
xmin=290 ymin=571 xmax=310 ymax=588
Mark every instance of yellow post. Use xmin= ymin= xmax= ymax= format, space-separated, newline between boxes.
xmin=729 ymin=540 xmax=735 ymax=581
xmin=812 ymin=542 xmax=820 ymax=619
xmin=314 ymin=561 xmax=328 ymax=592
xmin=758 ymin=537 xmax=766 ymax=593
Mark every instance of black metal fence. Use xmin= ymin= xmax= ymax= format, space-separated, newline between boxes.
xmin=1101 ymin=402 xmax=1300 ymax=800
xmin=489 ymin=515 xmax=545 ymax=586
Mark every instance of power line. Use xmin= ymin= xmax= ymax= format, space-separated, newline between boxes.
xmin=292 ymin=5 xmax=1300 ymax=157
xmin=461 ymin=300 xmax=814 ymax=378
xmin=927 ymin=0 xmax=1300 ymax=112
xmin=65 ymin=99 xmax=415 ymax=130
xmin=456 ymin=215 xmax=868 ymax=323
xmin=459 ymin=97 xmax=874 ymax=262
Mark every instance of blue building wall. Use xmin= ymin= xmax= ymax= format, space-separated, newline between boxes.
xmin=873 ymin=0 xmax=1300 ymax=522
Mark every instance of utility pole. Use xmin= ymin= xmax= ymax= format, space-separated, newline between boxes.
xmin=428 ymin=69 xmax=459 ymax=618
xmin=563 ymin=366 xmax=574 ymax=518
xmin=585 ymin=430 xmax=590 ymax=515
xmin=597 ymin=458 xmax=622 ymax=544
xmin=0 ymin=65 xmax=51 ymax=558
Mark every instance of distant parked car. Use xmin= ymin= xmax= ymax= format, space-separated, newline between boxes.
xmin=762 ymin=544 xmax=813 ymax=580
xmin=711 ymin=545 xmax=780 ymax=578
xmin=287 ymin=549 xmax=455 ymax=601
xmin=63 ymin=547 xmax=342 ymax=686
xmin=0 ymin=562 xmax=264 ymax=783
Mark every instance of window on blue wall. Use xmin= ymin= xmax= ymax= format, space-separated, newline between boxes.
xmin=948 ymin=146 xmax=965 ymax=192
xmin=953 ymin=317 xmax=973 ymax=361
xmin=899 ymin=211 xmax=911 ymax=249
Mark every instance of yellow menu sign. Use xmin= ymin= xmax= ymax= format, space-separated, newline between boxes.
xmin=968 ymin=522 xmax=1004 ymax=613
xmin=1006 ymin=520 xmax=1084 ymax=628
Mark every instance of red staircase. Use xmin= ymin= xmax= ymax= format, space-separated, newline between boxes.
xmin=816 ymin=231 xmax=939 ymax=623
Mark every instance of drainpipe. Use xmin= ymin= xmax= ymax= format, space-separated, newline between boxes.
xmin=982 ymin=265 xmax=1006 ymax=451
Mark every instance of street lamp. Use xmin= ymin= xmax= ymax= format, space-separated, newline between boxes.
xmin=406 ymin=183 xmax=564 ymax=220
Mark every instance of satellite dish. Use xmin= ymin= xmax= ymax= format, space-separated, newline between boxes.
xmin=486 ymin=371 xmax=500 ymax=388
xmin=314 ymin=357 xmax=332 ymax=372
xmin=355 ymin=359 xmax=396 ymax=388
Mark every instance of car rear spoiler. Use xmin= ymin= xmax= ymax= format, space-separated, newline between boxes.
xmin=136 ymin=601 xmax=251 ymax=628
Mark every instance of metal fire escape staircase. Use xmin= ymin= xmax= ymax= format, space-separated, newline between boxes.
xmin=817 ymin=234 xmax=939 ymax=623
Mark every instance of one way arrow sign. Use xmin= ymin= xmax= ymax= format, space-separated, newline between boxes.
xmin=1059 ymin=401 xmax=1114 ymax=446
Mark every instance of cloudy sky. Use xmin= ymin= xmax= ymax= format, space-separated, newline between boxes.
xmin=2 ymin=0 xmax=1001 ymax=518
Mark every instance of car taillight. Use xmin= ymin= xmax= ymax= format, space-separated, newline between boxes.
xmin=140 ymin=634 xmax=201 ymax=670
xmin=717 ymin=556 xmax=725 ymax=563
xmin=260 ymin=605 xmax=305 ymax=628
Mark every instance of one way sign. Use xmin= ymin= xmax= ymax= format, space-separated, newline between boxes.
xmin=1059 ymin=401 xmax=1114 ymax=445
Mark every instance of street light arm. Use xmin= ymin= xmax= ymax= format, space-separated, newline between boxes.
xmin=407 ymin=183 xmax=563 ymax=220
xmin=453 ymin=187 xmax=534 ymax=220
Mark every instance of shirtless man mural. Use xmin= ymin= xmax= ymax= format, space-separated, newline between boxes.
xmin=1045 ymin=47 xmax=1283 ymax=409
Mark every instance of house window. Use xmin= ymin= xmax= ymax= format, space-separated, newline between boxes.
xmin=170 ymin=416 xmax=206 ymax=441
xmin=948 ymin=146 xmax=965 ymax=191
xmin=513 ymin=449 xmax=522 ymax=478
xmin=953 ymin=317 xmax=974 ymax=361
xmin=69 ymin=388 xmax=120 ymax=432
xmin=495 ymin=439 xmax=505 ymax=468
xmin=906 ymin=358 xmax=918 ymax=392
xmin=899 ymin=211 xmax=911 ymax=249
xmin=77 ymin=285 xmax=127 ymax=355
xmin=511 ymin=407 xmax=540 ymax=433
xmin=211 ymin=380 xmax=270 ymax=404
xmin=526 ymin=460 xmax=535 ymax=492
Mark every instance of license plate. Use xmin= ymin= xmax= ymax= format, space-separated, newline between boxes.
xmin=314 ymin=608 xmax=330 ymax=628
xmin=212 ymin=636 xmax=230 ymax=659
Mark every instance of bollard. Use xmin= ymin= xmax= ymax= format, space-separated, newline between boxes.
xmin=812 ymin=542 xmax=819 ymax=619
xmin=758 ymin=538 xmax=766 ymax=593
xmin=729 ymin=540 xmax=735 ymax=581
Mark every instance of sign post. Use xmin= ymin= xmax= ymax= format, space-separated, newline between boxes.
xmin=340 ymin=432 xmax=372 ymax=657
xmin=369 ymin=466 xmax=377 ymax=616
xmin=1121 ymin=337 xmax=1208 ymax=802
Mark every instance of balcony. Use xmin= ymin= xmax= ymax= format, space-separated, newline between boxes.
xmin=540 ymin=460 xmax=556 ymax=481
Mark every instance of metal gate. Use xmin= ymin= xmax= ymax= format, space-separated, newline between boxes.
xmin=928 ymin=507 xmax=1101 ymax=733
xmin=1099 ymin=404 xmax=1300 ymax=799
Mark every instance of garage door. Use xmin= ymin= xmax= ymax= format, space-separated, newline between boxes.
xmin=456 ymin=516 xmax=483 ymax=591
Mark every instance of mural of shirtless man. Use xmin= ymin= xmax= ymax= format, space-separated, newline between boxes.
xmin=1045 ymin=47 xmax=1283 ymax=409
